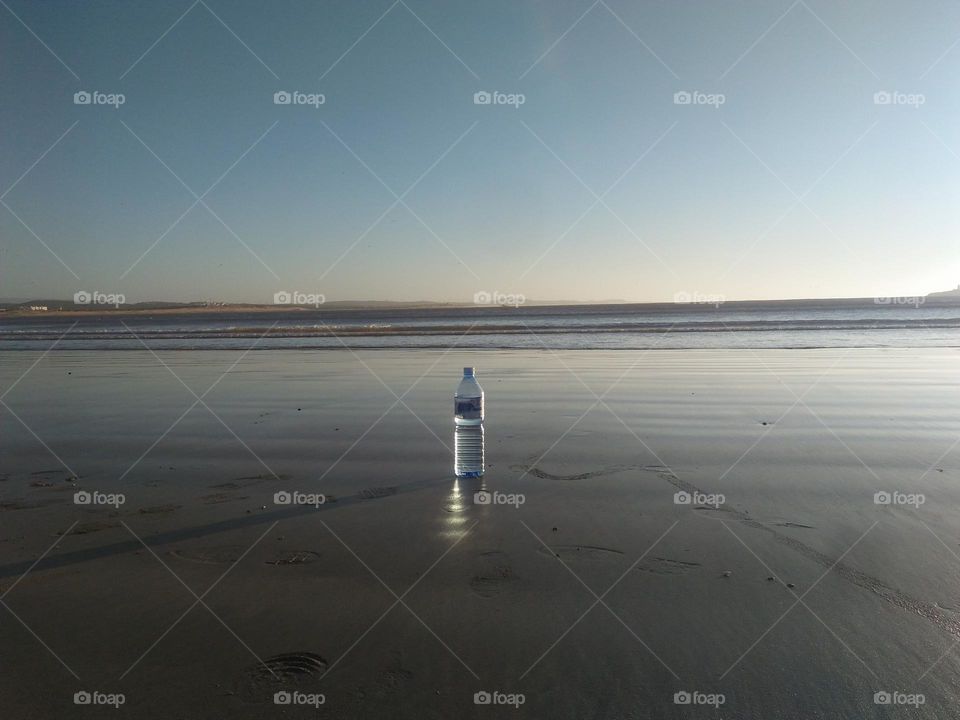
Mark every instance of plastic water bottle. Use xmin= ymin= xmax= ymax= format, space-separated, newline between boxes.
xmin=454 ymin=367 xmax=484 ymax=477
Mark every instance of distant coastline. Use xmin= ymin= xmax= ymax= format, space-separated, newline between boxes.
xmin=0 ymin=300 xmax=469 ymax=318
xmin=927 ymin=284 xmax=960 ymax=298
xmin=1 ymin=293 xmax=959 ymax=321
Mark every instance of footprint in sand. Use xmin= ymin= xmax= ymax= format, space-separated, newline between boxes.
xmin=934 ymin=600 xmax=960 ymax=614
xmin=360 ymin=486 xmax=397 ymax=500
xmin=209 ymin=482 xmax=244 ymax=490
xmin=377 ymin=667 xmax=413 ymax=690
xmin=691 ymin=505 xmax=737 ymax=518
xmin=170 ymin=545 xmax=246 ymax=564
xmin=237 ymin=652 xmax=328 ymax=702
xmin=30 ymin=469 xmax=79 ymax=482
xmin=537 ymin=545 xmax=624 ymax=562
xmin=636 ymin=557 xmax=702 ymax=576
xmin=200 ymin=475 xmax=287 ymax=504
xmin=519 ymin=466 xmax=634 ymax=481
xmin=469 ymin=550 xmax=517 ymax=598
xmin=200 ymin=491 xmax=250 ymax=504
xmin=265 ymin=550 xmax=321 ymax=566
xmin=209 ymin=474 xmax=286 ymax=490
xmin=2 ymin=497 xmax=64 ymax=511
xmin=374 ymin=663 xmax=414 ymax=692
xmin=62 ymin=521 xmax=120 ymax=535
xmin=138 ymin=504 xmax=181 ymax=515
xmin=353 ymin=659 xmax=415 ymax=701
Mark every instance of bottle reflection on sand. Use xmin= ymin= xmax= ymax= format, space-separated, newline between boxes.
xmin=439 ymin=478 xmax=484 ymax=540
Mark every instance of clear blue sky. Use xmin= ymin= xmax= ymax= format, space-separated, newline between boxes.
xmin=1 ymin=0 xmax=958 ymax=303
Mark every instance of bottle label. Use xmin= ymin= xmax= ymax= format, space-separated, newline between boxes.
xmin=455 ymin=397 xmax=482 ymax=419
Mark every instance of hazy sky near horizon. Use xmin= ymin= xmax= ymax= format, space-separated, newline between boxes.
xmin=1 ymin=0 xmax=959 ymax=304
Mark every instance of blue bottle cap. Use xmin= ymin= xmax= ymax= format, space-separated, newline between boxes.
xmin=463 ymin=367 xmax=474 ymax=376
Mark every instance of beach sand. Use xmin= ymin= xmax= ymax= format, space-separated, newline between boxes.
xmin=1 ymin=348 xmax=959 ymax=718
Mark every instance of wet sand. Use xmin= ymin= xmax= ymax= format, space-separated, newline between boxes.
xmin=1 ymin=348 xmax=959 ymax=718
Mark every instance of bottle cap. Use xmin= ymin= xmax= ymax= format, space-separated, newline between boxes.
xmin=463 ymin=367 xmax=474 ymax=376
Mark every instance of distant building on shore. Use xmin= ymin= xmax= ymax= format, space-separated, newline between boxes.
xmin=927 ymin=284 xmax=960 ymax=298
